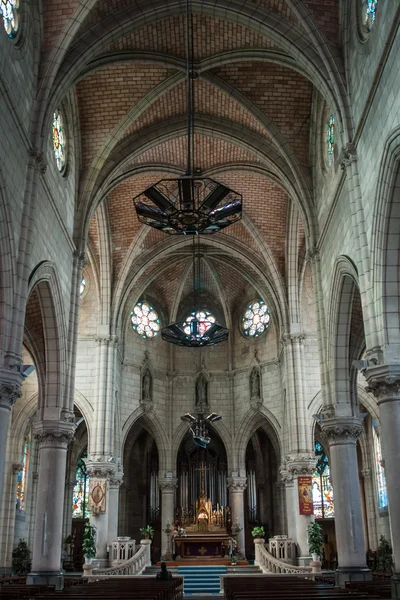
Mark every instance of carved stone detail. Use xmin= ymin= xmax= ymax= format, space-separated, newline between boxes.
xmin=365 ymin=378 xmax=400 ymax=401
xmin=0 ymin=382 xmax=22 ymax=407
xmin=306 ymin=247 xmax=320 ymax=264
xmin=285 ymin=454 xmax=316 ymax=476
xmin=34 ymin=429 xmax=75 ymax=446
xmin=227 ymin=477 xmax=247 ymax=493
xmin=319 ymin=416 xmax=364 ymax=444
xmin=12 ymin=462 xmax=23 ymax=474
xmin=158 ymin=478 xmax=178 ymax=493
xmin=339 ymin=142 xmax=357 ymax=170
xmin=361 ymin=468 xmax=371 ymax=480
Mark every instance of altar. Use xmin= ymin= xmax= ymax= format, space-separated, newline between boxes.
xmin=175 ymin=533 xmax=230 ymax=560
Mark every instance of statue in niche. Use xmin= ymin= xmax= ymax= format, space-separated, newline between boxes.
xmin=142 ymin=368 xmax=152 ymax=404
xmin=195 ymin=373 xmax=208 ymax=411
xmin=250 ymin=367 xmax=261 ymax=399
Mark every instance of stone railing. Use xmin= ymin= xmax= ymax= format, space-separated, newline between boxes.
xmin=110 ymin=538 xmax=136 ymax=566
xmin=86 ymin=540 xmax=151 ymax=578
xmin=254 ymin=539 xmax=312 ymax=575
xmin=269 ymin=536 xmax=296 ymax=565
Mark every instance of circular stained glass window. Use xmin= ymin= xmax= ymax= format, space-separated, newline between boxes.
xmin=241 ymin=300 xmax=270 ymax=338
xmin=131 ymin=302 xmax=161 ymax=339
xmin=0 ymin=0 xmax=19 ymax=38
xmin=52 ymin=110 xmax=66 ymax=172
xmin=183 ymin=310 xmax=216 ymax=338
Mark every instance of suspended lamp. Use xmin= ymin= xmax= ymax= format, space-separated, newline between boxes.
xmin=133 ymin=0 xmax=242 ymax=235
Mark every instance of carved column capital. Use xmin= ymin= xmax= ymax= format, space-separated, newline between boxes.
xmin=279 ymin=467 xmax=293 ymax=485
xmin=86 ymin=461 xmax=116 ymax=479
xmin=33 ymin=420 xmax=75 ymax=448
xmin=285 ymin=454 xmax=316 ymax=476
xmin=0 ymin=381 xmax=22 ymax=408
xmin=96 ymin=335 xmax=119 ymax=347
xmin=318 ymin=415 xmax=364 ymax=444
xmin=158 ymin=478 xmax=178 ymax=493
xmin=306 ymin=247 xmax=320 ymax=264
xmin=227 ymin=477 xmax=247 ymax=493
xmin=364 ymin=365 xmax=400 ymax=404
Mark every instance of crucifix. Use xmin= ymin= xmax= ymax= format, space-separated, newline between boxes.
xmin=195 ymin=463 xmax=208 ymax=496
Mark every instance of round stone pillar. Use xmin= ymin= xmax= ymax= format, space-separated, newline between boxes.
xmin=159 ymin=478 xmax=177 ymax=559
xmin=227 ymin=477 xmax=247 ymax=558
xmin=320 ymin=415 xmax=371 ymax=586
xmin=28 ymin=421 xmax=75 ymax=590
xmin=365 ymin=371 xmax=400 ymax=598
xmin=0 ymin=379 xmax=22 ymax=502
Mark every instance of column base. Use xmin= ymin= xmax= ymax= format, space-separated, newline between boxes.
xmin=26 ymin=571 xmax=64 ymax=590
xmin=391 ymin=573 xmax=400 ymax=600
xmin=335 ymin=567 xmax=372 ymax=587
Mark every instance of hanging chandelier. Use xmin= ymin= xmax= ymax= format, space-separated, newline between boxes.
xmin=133 ymin=0 xmax=242 ymax=235
xmin=161 ymin=238 xmax=229 ymax=347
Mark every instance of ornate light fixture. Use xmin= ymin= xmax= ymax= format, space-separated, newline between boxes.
xmin=180 ymin=411 xmax=222 ymax=448
xmin=133 ymin=0 xmax=242 ymax=235
xmin=161 ymin=238 xmax=229 ymax=347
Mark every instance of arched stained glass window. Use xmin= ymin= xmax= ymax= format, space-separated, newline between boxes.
xmin=241 ymin=300 xmax=270 ymax=338
xmin=326 ymin=114 xmax=335 ymax=166
xmin=16 ymin=439 xmax=29 ymax=511
xmin=52 ymin=110 xmax=66 ymax=172
xmin=80 ymin=278 xmax=86 ymax=297
xmin=72 ymin=457 xmax=90 ymax=518
xmin=372 ymin=421 xmax=387 ymax=509
xmin=183 ymin=309 xmax=215 ymax=337
xmin=312 ymin=441 xmax=334 ymax=519
xmin=131 ymin=302 xmax=160 ymax=339
xmin=364 ymin=0 xmax=377 ymax=31
xmin=0 ymin=0 xmax=19 ymax=38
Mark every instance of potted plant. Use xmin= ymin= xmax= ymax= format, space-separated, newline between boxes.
xmin=307 ymin=521 xmax=323 ymax=561
xmin=376 ymin=535 xmax=394 ymax=573
xmin=82 ymin=523 xmax=97 ymax=564
xmin=12 ymin=539 xmax=31 ymax=575
xmin=139 ymin=525 xmax=155 ymax=540
xmin=231 ymin=554 xmax=238 ymax=566
xmin=251 ymin=526 xmax=265 ymax=539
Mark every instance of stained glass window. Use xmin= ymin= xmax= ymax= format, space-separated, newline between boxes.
xmin=80 ymin=278 xmax=86 ymax=297
xmin=327 ymin=114 xmax=335 ymax=166
xmin=0 ymin=0 xmax=19 ymax=38
xmin=16 ymin=440 xmax=29 ymax=511
xmin=183 ymin=310 xmax=216 ymax=337
xmin=131 ymin=302 xmax=161 ymax=339
xmin=241 ymin=300 xmax=270 ymax=338
xmin=312 ymin=441 xmax=334 ymax=519
xmin=72 ymin=457 xmax=90 ymax=518
xmin=52 ymin=110 xmax=66 ymax=172
xmin=364 ymin=0 xmax=377 ymax=30
xmin=372 ymin=421 xmax=387 ymax=509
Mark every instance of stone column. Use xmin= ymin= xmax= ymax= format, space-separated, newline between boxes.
xmin=364 ymin=370 xmax=400 ymax=598
xmin=27 ymin=420 xmax=75 ymax=590
xmin=0 ymin=378 xmax=22 ymax=502
xmin=159 ymin=478 xmax=177 ymax=559
xmin=361 ymin=468 xmax=378 ymax=552
xmin=227 ymin=477 xmax=247 ymax=558
xmin=319 ymin=415 xmax=371 ymax=586
xmin=108 ymin=471 xmax=123 ymax=547
xmin=86 ymin=462 xmax=115 ymax=568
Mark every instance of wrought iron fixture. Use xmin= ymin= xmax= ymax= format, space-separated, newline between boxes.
xmin=180 ymin=411 xmax=222 ymax=448
xmin=161 ymin=238 xmax=229 ymax=346
xmin=133 ymin=0 xmax=242 ymax=234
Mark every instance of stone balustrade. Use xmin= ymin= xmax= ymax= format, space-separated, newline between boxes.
xmin=254 ymin=539 xmax=312 ymax=574
xmin=86 ymin=540 xmax=151 ymax=578
xmin=269 ymin=536 xmax=296 ymax=565
xmin=110 ymin=538 xmax=136 ymax=566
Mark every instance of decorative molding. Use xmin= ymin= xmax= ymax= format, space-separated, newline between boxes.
xmin=158 ymin=478 xmax=178 ymax=492
xmin=227 ymin=477 xmax=247 ymax=493
xmin=0 ymin=382 xmax=22 ymax=407
xmin=285 ymin=454 xmax=316 ymax=476
xmin=96 ymin=335 xmax=119 ymax=347
xmin=361 ymin=468 xmax=372 ymax=480
xmin=339 ymin=142 xmax=357 ymax=170
xmin=365 ymin=378 xmax=400 ymax=401
xmin=34 ymin=429 xmax=75 ymax=446
xmin=305 ymin=247 xmax=320 ymax=265
xmin=319 ymin=416 xmax=364 ymax=443
xmin=86 ymin=462 xmax=116 ymax=479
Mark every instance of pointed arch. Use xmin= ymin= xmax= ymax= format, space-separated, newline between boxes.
xmin=122 ymin=406 xmax=170 ymax=473
xmin=236 ymin=407 xmax=282 ymax=474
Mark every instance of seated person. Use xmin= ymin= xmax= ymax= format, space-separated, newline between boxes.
xmin=156 ymin=561 xmax=173 ymax=581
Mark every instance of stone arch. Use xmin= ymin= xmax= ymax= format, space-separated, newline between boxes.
xmin=73 ymin=389 xmax=94 ymax=446
xmin=27 ymin=261 xmax=67 ymax=413
xmin=371 ymin=126 xmax=400 ymax=349
xmin=171 ymin=419 xmax=232 ymax=476
xmin=121 ymin=406 xmax=170 ymax=473
xmin=0 ymin=169 xmax=16 ymax=360
xmin=236 ymin=407 xmax=282 ymax=474
xmin=328 ymin=255 xmax=361 ymax=409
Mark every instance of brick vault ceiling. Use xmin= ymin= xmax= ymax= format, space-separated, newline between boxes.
xmin=55 ymin=0 xmax=339 ymax=315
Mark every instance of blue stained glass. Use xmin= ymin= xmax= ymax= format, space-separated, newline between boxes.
xmin=72 ymin=457 xmax=90 ymax=518
xmin=241 ymin=300 xmax=270 ymax=338
xmin=327 ymin=114 xmax=335 ymax=166
xmin=0 ymin=0 xmax=19 ymax=38
xmin=372 ymin=421 xmax=387 ymax=509
xmin=365 ymin=0 xmax=377 ymax=30
xmin=313 ymin=441 xmax=335 ymax=519
xmin=16 ymin=441 xmax=29 ymax=511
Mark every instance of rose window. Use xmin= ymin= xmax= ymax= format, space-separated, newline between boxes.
xmin=131 ymin=302 xmax=160 ymax=339
xmin=241 ymin=300 xmax=270 ymax=338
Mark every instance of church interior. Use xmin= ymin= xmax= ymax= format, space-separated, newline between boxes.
xmin=0 ymin=0 xmax=400 ymax=597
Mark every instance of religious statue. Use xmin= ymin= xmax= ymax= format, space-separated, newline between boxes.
xmin=142 ymin=368 xmax=152 ymax=403
xmin=195 ymin=373 xmax=208 ymax=410
xmin=250 ymin=366 xmax=261 ymax=398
